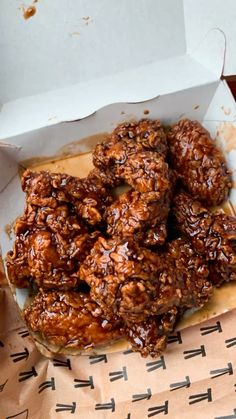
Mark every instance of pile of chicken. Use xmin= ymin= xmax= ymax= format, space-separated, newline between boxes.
xmin=6 ymin=119 xmax=236 ymax=357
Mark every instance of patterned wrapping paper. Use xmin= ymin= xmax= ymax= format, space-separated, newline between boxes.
xmin=1 ymin=278 xmax=236 ymax=419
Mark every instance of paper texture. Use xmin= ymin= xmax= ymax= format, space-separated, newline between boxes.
xmin=1 ymin=272 xmax=236 ymax=419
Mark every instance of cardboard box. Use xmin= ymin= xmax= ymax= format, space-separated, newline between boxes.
xmin=1 ymin=2 xmax=236 ymax=418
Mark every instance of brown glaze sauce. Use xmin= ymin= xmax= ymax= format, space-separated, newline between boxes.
xmin=23 ymin=6 xmax=36 ymax=20
xmin=4 ymin=223 xmax=14 ymax=240
xmin=0 ymin=259 xmax=6 ymax=284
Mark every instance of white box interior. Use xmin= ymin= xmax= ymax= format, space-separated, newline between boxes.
xmin=1 ymin=0 xmax=235 ymax=139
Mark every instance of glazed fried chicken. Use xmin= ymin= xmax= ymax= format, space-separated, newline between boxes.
xmin=114 ymin=151 xmax=172 ymax=245
xmin=106 ymin=189 xmax=169 ymax=246
xmin=93 ymin=119 xmax=167 ymax=169
xmin=24 ymin=290 xmax=178 ymax=358
xmin=91 ymin=119 xmax=167 ymax=188
xmin=7 ymin=117 xmax=235 ymax=359
xmin=22 ymin=170 xmax=112 ymax=225
xmin=6 ymin=170 xmax=112 ymax=289
xmin=112 ymin=119 xmax=167 ymax=155
xmin=173 ymin=191 xmax=236 ymax=285
xmin=92 ymin=123 xmax=172 ymax=246
xmin=124 ymin=308 xmax=178 ymax=357
xmin=79 ymin=237 xmax=212 ymax=321
xmin=167 ymin=119 xmax=231 ymax=205
xmin=24 ymin=290 xmax=122 ymax=350
xmin=88 ymin=167 xmax=120 ymax=189
xmin=7 ymin=226 xmax=99 ymax=289
xmin=117 ymin=151 xmax=170 ymax=193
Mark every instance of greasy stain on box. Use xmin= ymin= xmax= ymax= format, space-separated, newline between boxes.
xmin=221 ymin=106 xmax=231 ymax=116
xmin=23 ymin=5 xmax=36 ymax=20
xmin=218 ymin=122 xmax=236 ymax=152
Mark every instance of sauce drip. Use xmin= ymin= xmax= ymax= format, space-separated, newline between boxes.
xmin=23 ymin=6 xmax=36 ymax=20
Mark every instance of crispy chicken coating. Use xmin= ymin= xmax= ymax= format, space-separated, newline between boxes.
xmin=88 ymin=167 xmax=120 ymax=189
xmin=22 ymin=170 xmax=112 ymax=225
xmin=92 ymin=122 xmax=172 ymax=245
xmin=24 ymin=290 xmax=178 ymax=357
xmin=173 ymin=191 xmax=236 ymax=285
xmin=92 ymin=119 xmax=167 ymax=188
xmin=6 ymin=169 xmax=112 ymax=289
xmin=167 ymin=119 xmax=231 ymax=205
xmin=79 ymin=237 xmax=212 ymax=321
xmin=93 ymin=119 xmax=167 ymax=170
xmin=112 ymin=119 xmax=167 ymax=156
xmin=106 ymin=189 xmax=169 ymax=246
xmin=115 ymin=152 xmax=172 ymax=246
xmin=24 ymin=290 xmax=122 ymax=349
xmin=117 ymin=151 xmax=170 ymax=193
xmin=7 ymin=215 xmax=99 ymax=289
xmin=124 ymin=308 xmax=178 ymax=357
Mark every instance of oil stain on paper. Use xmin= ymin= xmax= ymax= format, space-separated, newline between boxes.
xmin=218 ymin=122 xmax=236 ymax=152
xmin=20 ymin=2 xmax=38 ymax=20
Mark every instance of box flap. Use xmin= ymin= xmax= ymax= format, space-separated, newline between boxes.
xmin=184 ymin=0 xmax=236 ymax=76
xmin=0 ymin=52 xmax=222 ymax=140
xmin=0 ymin=0 xmax=231 ymax=139
xmin=0 ymin=27 xmax=225 ymax=141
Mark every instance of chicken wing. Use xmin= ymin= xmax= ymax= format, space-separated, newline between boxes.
xmin=6 ymin=170 xmax=112 ymax=289
xmin=124 ymin=308 xmax=178 ymax=357
xmin=106 ymin=189 xmax=169 ymax=246
xmin=24 ymin=290 xmax=122 ymax=350
xmin=79 ymin=237 xmax=212 ymax=321
xmin=167 ymin=119 xmax=231 ymax=205
xmin=172 ymin=191 xmax=236 ymax=285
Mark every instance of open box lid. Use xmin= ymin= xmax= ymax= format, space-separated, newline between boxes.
xmin=0 ymin=0 xmax=236 ymax=139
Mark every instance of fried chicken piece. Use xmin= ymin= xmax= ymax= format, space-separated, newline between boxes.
xmin=167 ymin=119 xmax=231 ymax=205
xmin=6 ymin=170 xmax=113 ymax=289
xmin=106 ymin=189 xmax=169 ymax=246
xmin=88 ymin=167 xmax=120 ymax=189
xmin=22 ymin=170 xmax=112 ymax=225
xmin=124 ymin=308 xmax=178 ymax=358
xmin=112 ymin=119 xmax=167 ymax=156
xmin=92 ymin=121 xmax=172 ymax=244
xmin=117 ymin=151 xmax=170 ymax=193
xmin=91 ymin=119 xmax=167 ymax=188
xmin=24 ymin=290 xmax=122 ymax=350
xmin=79 ymin=237 xmax=212 ymax=321
xmin=6 ymin=235 xmax=31 ymax=288
xmin=173 ymin=191 xmax=236 ymax=285
xmin=17 ymin=203 xmax=82 ymax=236
xmin=93 ymin=119 xmax=167 ymax=170
xmin=6 ymin=171 xmax=106 ymax=289
xmin=6 ymin=220 xmax=99 ymax=289
xmin=114 ymin=152 xmax=172 ymax=246
xmin=93 ymin=133 xmax=172 ymax=245
xmin=24 ymin=290 xmax=178 ymax=357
